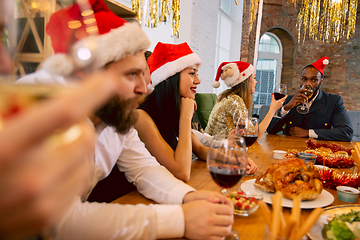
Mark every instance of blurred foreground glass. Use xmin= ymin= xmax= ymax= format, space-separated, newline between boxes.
xmin=0 ymin=84 xmax=88 ymax=146
xmin=0 ymin=0 xmax=99 ymax=83
xmin=207 ymin=135 xmax=248 ymax=240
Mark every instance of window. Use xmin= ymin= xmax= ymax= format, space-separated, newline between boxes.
xmin=220 ymin=0 xmax=232 ymax=16
xmin=253 ymin=33 xmax=282 ymax=116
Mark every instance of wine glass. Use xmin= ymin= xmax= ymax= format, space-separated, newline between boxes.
xmin=207 ymin=135 xmax=247 ymax=240
xmin=273 ymin=84 xmax=287 ymax=118
xmin=296 ymin=85 xmax=314 ymax=114
xmin=235 ymin=117 xmax=259 ymax=148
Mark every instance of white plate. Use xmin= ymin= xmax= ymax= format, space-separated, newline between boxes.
xmin=243 ymin=179 xmax=334 ymax=209
xmin=307 ymin=205 xmax=360 ymax=240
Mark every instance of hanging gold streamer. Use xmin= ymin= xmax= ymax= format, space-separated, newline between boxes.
xmin=132 ymin=0 xmax=180 ymax=38
xmin=132 ymin=0 xmax=143 ymax=25
xmin=172 ymin=0 xmax=180 ymax=37
xmin=297 ymin=0 xmax=358 ymax=43
xmin=347 ymin=0 xmax=358 ymax=39
xmin=159 ymin=0 xmax=169 ymax=22
xmin=249 ymin=0 xmax=260 ymax=34
xmin=147 ymin=0 xmax=158 ymax=28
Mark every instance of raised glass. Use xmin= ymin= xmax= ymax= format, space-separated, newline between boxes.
xmin=207 ymin=135 xmax=248 ymax=240
xmin=296 ymin=85 xmax=314 ymax=114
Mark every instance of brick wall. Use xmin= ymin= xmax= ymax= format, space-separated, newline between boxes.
xmin=241 ymin=0 xmax=360 ymax=110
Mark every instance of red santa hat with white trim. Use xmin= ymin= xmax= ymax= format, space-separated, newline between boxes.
xmin=147 ymin=42 xmax=202 ymax=90
xmin=41 ymin=0 xmax=150 ymax=76
xmin=212 ymin=61 xmax=255 ymax=88
xmin=310 ymin=56 xmax=329 ymax=75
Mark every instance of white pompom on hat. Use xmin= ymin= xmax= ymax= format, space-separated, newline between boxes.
xmin=212 ymin=61 xmax=255 ymax=88
xmin=42 ymin=0 xmax=150 ymax=76
xmin=310 ymin=56 xmax=329 ymax=75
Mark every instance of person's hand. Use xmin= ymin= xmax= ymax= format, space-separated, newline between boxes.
xmin=269 ymin=93 xmax=287 ymax=112
xmin=246 ymin=157 xmax=258 ymax=175
xmin=289 ymin=126 xmax=309 ymax=138
xmin=0 ymin=121 xmax=94 ymax=240
xmin=182 ymin=199 xmax=233 ymax=240
xmin=183 ymin=190 xmax=227 ymax=204
xmin=180 ymin=97 xmax=196 ymax=120
xmin=284 ymin=88 xmax=307 ymax=111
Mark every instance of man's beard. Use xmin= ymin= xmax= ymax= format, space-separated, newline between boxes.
xmin=95 ymin=95 xmax=145 ymax=134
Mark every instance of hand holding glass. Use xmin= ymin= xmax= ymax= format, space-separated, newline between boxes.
xmin=273 ymin=84 xmax=287 ymax=118
xmin=296 ymin=85 xmax=314 ymax=114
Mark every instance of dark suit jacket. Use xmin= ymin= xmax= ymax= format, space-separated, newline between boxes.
xmin=267 ymin=90 xmax=353 ymax=142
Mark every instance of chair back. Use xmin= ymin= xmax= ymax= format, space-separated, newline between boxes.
xmin=347 ymin=110 xmax=360 ymax=141
xmin=259 ymin=105 xmax=270 ymax=123
xmin=194 ymin=93 xmax=217 ymax=129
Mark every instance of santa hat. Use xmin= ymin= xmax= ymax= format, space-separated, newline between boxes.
xmin=41 ymin=0 xmax=150 ymax=76
xmin=310 ymin=56 xmax=329 ymax=75
xmin=147 ymin=42 xmax=202 ymax=89
xmin=212 ymin=61 xmax=255 ymax=88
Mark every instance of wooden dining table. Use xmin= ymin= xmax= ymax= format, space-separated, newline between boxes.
xmin=113 ymin=134 xmax=359 ymax=239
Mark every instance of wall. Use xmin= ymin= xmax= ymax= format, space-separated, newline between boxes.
xmin=241 ymin=0 xmax=360 ymax=110
xmin=190 ymin=0 xmax=219 ymax=93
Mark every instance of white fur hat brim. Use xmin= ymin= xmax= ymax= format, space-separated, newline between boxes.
xmin=42 ymin=22 xmax=150 ymax=76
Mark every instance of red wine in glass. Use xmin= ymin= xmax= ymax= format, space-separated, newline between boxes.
xmin=273 ymin=92 xmax=286 ymax=100
xmin=209 ymin=166 xmax=245 ymax=189
xmin=243 ymin=135 xmax=258 ymax=147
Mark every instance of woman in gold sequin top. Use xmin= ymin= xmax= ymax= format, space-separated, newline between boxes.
xmin=205 ymin=61 xmax=286 ymax=139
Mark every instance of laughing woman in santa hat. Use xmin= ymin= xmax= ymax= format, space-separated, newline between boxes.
xmin=135 ymin=42 xmax=257 ymax=181
xmin=204 ymin=61 xmax=286 ymax=140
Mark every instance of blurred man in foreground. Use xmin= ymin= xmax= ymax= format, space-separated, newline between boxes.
xmin=18 ymin=0 xmax=234 ymax=239
xmin=0 ymin=1 xmax=123 ymax=239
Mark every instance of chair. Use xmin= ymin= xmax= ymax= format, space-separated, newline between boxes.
xmin=259 ymin=105 xmax=270 ymax=123
xmin=347 ymin=110 xmax=360 ymax=141
xmin=194 ymin=93 xmax=217 ymax=129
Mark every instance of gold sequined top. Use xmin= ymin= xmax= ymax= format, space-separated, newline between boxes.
xmin=204 ymin=93 xmax=249 ymax=138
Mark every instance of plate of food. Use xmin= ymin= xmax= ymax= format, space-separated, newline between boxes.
xmin=307 ymin=205 xmax=360 ymax=240
xmin=253 ymin=158 xmax=334 ymax=208
xmin=244 ymin=179 xmax=334 ymax=209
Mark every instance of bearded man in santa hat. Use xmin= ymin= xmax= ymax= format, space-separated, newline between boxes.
xmin=267 ymin=56 xmax=353 ymax=141
xmin=17 ymin=0 xmax=234 ymax=239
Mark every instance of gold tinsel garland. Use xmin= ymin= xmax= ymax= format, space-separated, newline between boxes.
xmin=132 ymin=0 xmax=180 ymax=38
xmin=296 ymin=0 xmax=359 ymax=43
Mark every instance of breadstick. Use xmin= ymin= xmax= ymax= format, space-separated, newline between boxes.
xmin=258 ymin=200 xmax=272 ymax=226
xmin=294 ymin=208 xmax=323 ymax=239
xmin=288 ymin=196 xmax=301 ymax=240
xmin=270 ymin=191 xmax=283 ymax=240
xmin=284 ymin=218 xmax=296 ymax=239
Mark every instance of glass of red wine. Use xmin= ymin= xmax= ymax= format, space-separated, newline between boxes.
xmin=207 ymin=135 xmax=247 ymax=240
xmin=273 ymin=84 xmax=287 ymax=118
xmin=235 ymin=117 xmax=259 ymax=148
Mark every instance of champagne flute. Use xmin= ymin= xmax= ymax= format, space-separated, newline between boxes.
xmin=235 ymin=117 xmax=259 ymax=148
xmin=207 ymin=135 xmax=247 ymax=240
xmin=273 ymin=84 xmax=287 ymax=118
xmin=296 ymin=85 xmax=314 ymax=114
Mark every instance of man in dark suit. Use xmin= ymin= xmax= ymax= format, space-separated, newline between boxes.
xmin=267 ymin=56 xmax=353 ymax=142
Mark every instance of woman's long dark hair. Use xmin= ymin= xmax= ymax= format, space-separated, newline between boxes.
xmin=138 ymin=72 xmax=181 ymax=150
